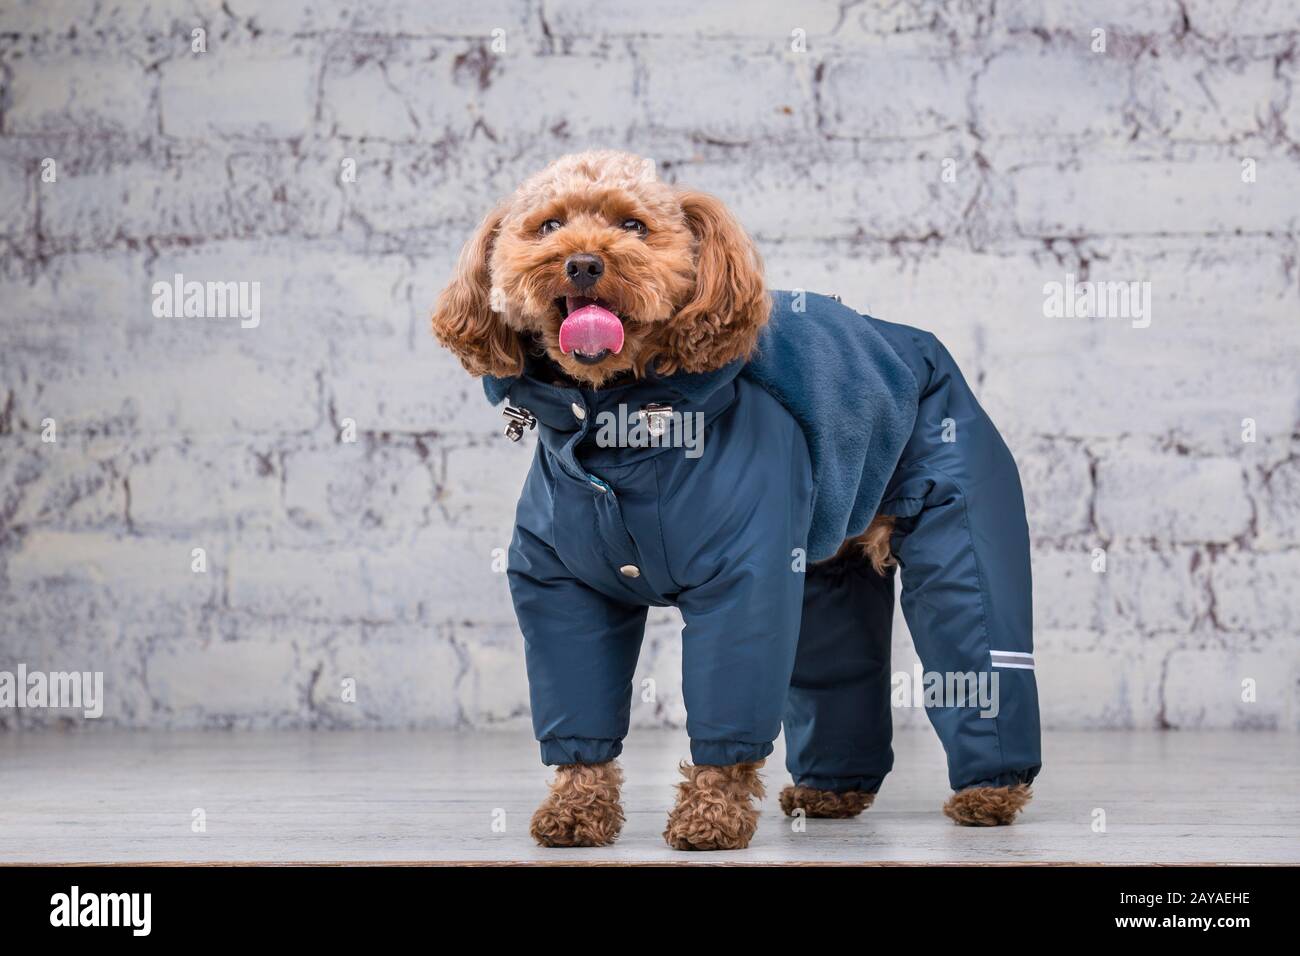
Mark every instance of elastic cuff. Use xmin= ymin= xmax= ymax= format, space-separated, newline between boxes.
xmin=792 ymin=772 xmax=886 ymax=794
xmin=689 ymin=738 xmax=773 ymax=766
xmin=539 ymin=736 xmax=623 ymax=766
xmin=955 ymin=766 xmax=1040 ymax=792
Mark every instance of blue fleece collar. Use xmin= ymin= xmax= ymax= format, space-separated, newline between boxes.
xmin=747 ymin=291 xmax=919 ymax=560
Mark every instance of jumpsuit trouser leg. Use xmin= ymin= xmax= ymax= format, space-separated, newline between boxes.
xmin=782 ymin=558 xmax=897 ymax=793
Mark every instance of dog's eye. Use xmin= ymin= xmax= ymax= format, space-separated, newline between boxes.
xmin=538 ymin=219 xmax=563 ymax=236
xmin=621 ymin=218 xmax=647 ymax=236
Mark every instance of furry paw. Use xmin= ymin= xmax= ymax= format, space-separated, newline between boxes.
xmin=943 ymin=784 xmax=1032 ymax=826
xmin=530 ymin=761 xmax=625 ymax=847
xmin=778 ymin=785 xmax=875 ymax=819
xmin=663 ymin=760 xmax=765 ymax=851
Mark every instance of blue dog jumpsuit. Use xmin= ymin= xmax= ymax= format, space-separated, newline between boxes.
xmin=484 ymin=291 xmax=1042 ymax=795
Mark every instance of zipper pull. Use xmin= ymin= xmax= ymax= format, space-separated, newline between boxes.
xmin=502 ymin=404 xmax=536 ymax=442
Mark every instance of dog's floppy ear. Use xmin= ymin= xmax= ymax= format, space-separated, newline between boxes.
xmin=431 ymin=205 xmax=525 ymax=378
xmin=662 ymin=189 xmax=769 ymax=374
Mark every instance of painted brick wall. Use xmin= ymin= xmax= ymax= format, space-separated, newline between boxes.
xmin=1 ymin=0 xmax=1297 ymax=731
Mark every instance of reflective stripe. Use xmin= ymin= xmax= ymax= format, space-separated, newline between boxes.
xmin=991 ymin=650 xmax=1034 ymax=670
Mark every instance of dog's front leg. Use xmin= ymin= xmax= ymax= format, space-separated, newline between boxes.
xmin=662 ymin=507 xmax=808 ymax=850
xmin=943 ymin=784 xmax=1032 ymax=826
xmin=530 ymin=761 xmax=625 ymax=847
xmin=507 ymin=530 xmax=651 ymax=848
xmin=663 ymin=761 xmax=765 ymax=851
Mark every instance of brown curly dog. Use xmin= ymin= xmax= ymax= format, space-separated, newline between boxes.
xmin=433 ymin=150 xmax=1036 ymax=851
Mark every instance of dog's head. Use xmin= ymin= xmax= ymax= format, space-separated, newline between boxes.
xmin=431 ymin=150 xmax=768 ymax=387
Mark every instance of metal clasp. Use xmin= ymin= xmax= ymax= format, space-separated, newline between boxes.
xmin=638 ymin=402 xmax=673 ymax=438
xmin=503 ymin=404 xmax=536 ymax=442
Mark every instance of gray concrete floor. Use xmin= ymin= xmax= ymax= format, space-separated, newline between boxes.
xmin=1 ymin=728 xmax=1296 ymax=864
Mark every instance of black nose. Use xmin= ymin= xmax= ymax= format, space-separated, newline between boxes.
xmin=564 ymin=253 xmax=604 ymax=290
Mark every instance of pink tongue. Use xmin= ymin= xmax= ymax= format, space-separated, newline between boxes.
xmin=559 ymin=304 xmax=625 ymax=355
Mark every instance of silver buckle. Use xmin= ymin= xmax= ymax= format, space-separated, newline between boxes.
xmin=502 ymin=404 xmax=536 ymax=442
xmin=638 ymin=402 xmax=673 ymax=438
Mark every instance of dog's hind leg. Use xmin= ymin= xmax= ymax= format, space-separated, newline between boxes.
xmin=779 ymin=544 xmax=896 ymax=818
xmin=885 ymin=334 xmax=1042 ymax=823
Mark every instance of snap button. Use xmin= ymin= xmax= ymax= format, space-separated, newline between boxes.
xmin=571 ymin=402 xmax=586 ymax=421
xmin=619 ymin=564 xmax=641 ymax=579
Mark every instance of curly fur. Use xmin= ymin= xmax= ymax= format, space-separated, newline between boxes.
xmin=826 ymin=514 xmax=896 ymax=575
xmin=432 ymin=150 xmax=769 ymax=387
xmin=943 ymin=784 xmax=1033 ymax=826
xmin=529 ymin=761 xmax=625 ymax=847
xmin=663 ymin=760 xmax=765 ymax=851
xmin=778 ymin=785 xmax=876 ymax=819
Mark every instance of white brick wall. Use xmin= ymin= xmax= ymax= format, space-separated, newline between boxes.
xmin=1 ymin=0 xmax=1296 ymax=731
